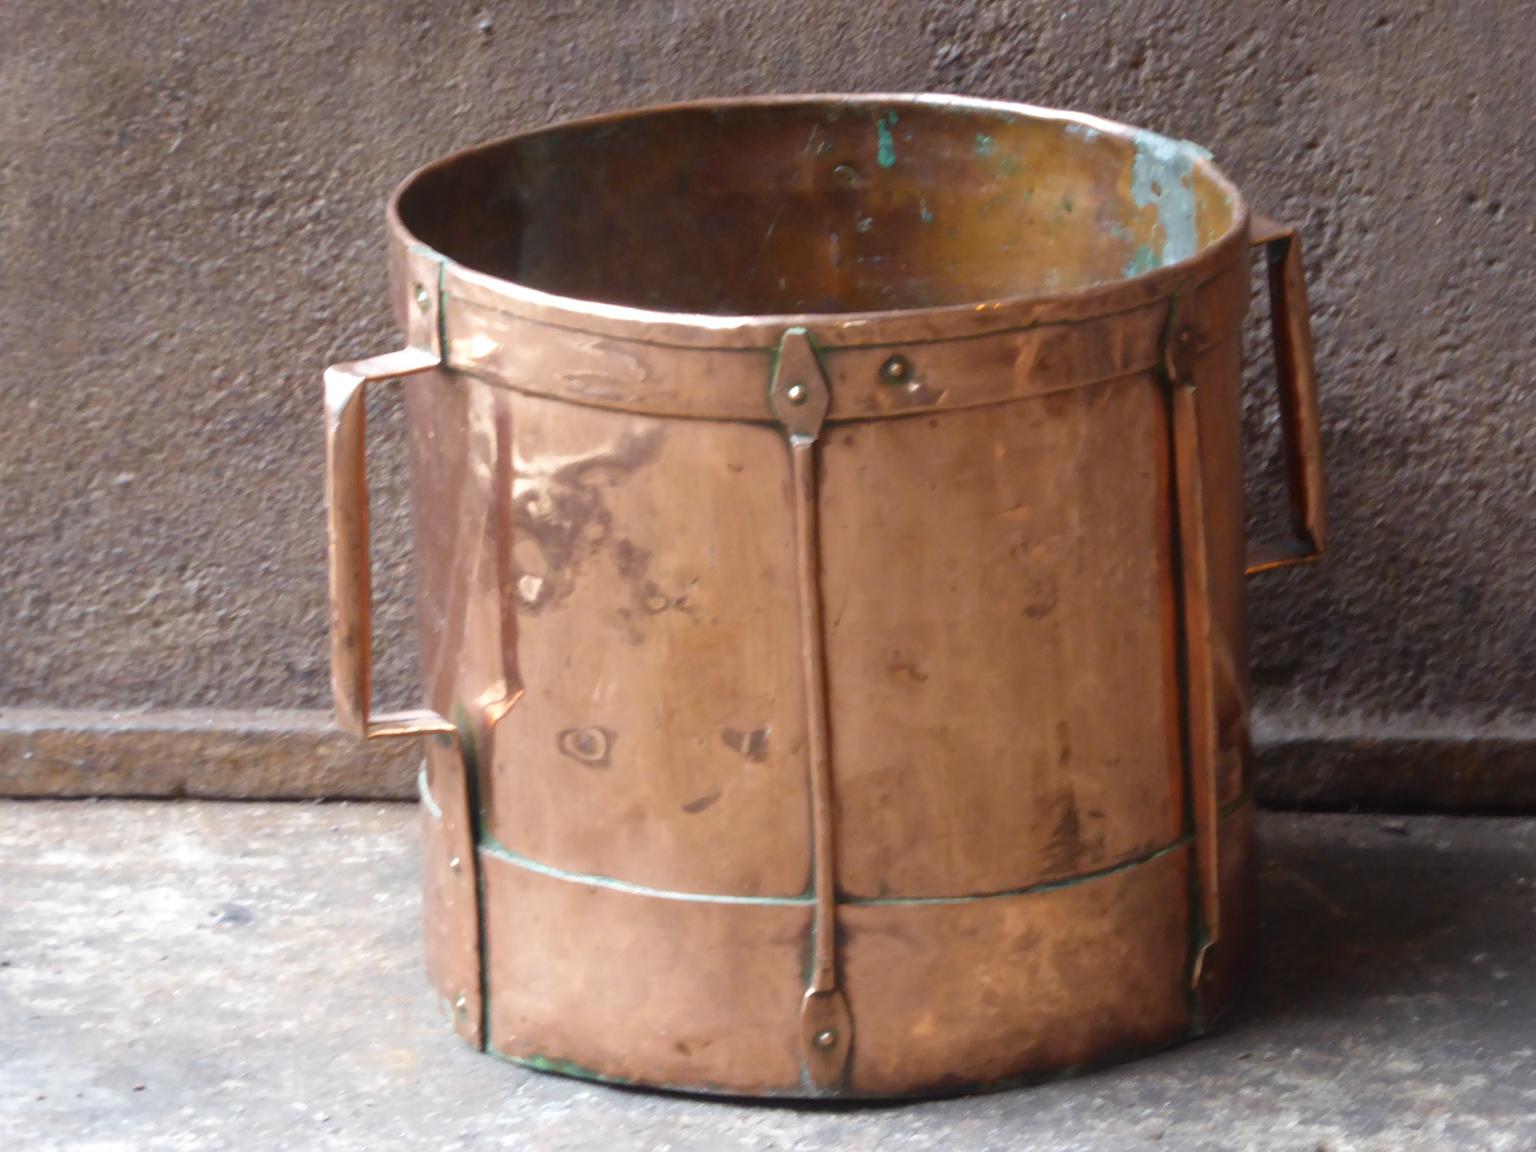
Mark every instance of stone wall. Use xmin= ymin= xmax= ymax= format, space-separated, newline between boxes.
xmin=3 ymin=2 xmax=1532 ymax=801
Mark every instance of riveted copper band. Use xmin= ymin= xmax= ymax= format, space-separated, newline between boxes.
xmin=436 ymin=257 xmax=1249 ymax=423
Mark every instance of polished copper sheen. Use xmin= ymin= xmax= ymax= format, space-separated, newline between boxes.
xmin=323 ymin=95 xmax=1326 ymax=1098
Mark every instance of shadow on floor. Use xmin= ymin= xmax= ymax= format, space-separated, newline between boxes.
xmin=1227 ymin=814 xmax=1536 ymax=1032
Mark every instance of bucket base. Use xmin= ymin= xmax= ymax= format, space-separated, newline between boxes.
xmin=425 ymin=799 xmax=1256 ymax=1099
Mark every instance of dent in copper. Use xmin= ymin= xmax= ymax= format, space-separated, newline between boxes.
xmin=323 ymin=94 xmax=1328 ymax=1098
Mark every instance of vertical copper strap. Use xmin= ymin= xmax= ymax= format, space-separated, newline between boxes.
xmin=791 ymin=439 xmax=838 ymax=989
xmin=1162 ymin=300 xmax=1222 ymax=989
xmin=768 ymin=330 xmax=851 ymax=1089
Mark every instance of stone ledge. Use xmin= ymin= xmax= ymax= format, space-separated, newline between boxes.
xmin=4 ymin=707 xmax=1534 ymax=808
xmin=1253 ymin=711 xmax=1536 ymax=811
xmin=0 ymin=709 xmax=416 ymax=799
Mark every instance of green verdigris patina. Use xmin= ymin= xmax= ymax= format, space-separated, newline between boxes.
xmin=876 ymin=111 xmax=898 ymax=168
xmin=1129 ymin=129 xmax=1207 ymax=272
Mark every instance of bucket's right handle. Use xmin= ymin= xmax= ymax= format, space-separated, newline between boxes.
xmin=1246 ymin=215 xmax=1328 ymax=576
xmin=324 ymin=346 xmax=454 ymax=741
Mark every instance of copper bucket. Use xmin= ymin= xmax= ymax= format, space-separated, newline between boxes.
xmin=324 ymin=95 xmax=1326 ymax=1098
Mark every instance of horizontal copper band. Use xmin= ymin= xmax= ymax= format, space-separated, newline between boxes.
xmin=477 ymin=823 xmax=1209 ymax=1095
xmin=437 ymin=256 xmax=1248 ymax=422
xmin=467 ymin=793 xmax=1253 ymax=907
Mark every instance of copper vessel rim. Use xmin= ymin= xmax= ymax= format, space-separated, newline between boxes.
xmin=385 ymin=92 xmax=1252 ymax=350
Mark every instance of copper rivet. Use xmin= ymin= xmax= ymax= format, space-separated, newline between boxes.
xmin=449 ymin=856 xmax=462 ymax=873
xmin=812 ymin=1028 xmax=837 ymax=1049
xmin=786 ymin=383 xmax=808 ymax=405
xmin=879 ymin=354 xmax=911 ymax=384
xmin=413 ymin=283 xmax=431 ymax=312
xmin=832 ymin=163 xmax=858 ymax=186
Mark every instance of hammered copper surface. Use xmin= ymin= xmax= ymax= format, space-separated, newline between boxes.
xmin=478 ymin=848 xmax=811 ymax=1094
xmin=323 ymin=94 xmax=1327 ymax=1098
xmin=841 ymin=845 xmax=1194 ymax=1095
xmin=449 ymin=390 xmax=813 ymax=898
xmin=819 ymin=383 xmax=1182 ymax=899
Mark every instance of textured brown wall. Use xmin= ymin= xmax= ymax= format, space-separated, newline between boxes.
xmin=2 ymin=3 xmax=1533 ymax=790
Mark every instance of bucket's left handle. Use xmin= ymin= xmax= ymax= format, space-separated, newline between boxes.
xmin=324 ymin=347 xmax=454 ymax=740
xmin=1247 ymin=216 xmax=1328 ymax=576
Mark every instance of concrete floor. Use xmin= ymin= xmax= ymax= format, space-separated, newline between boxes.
xmin=4 ymin=804 xmax=1536 ymax=1151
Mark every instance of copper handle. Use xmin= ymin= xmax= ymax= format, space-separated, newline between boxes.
xmin=324 ymin=347 xmax=454 ymax=740
xmin=1246 ymin=215 xmax=1328 ymax=576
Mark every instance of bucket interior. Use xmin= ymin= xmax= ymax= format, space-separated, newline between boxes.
xmin=396 ymin=100 xmax=1240 ymax=316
